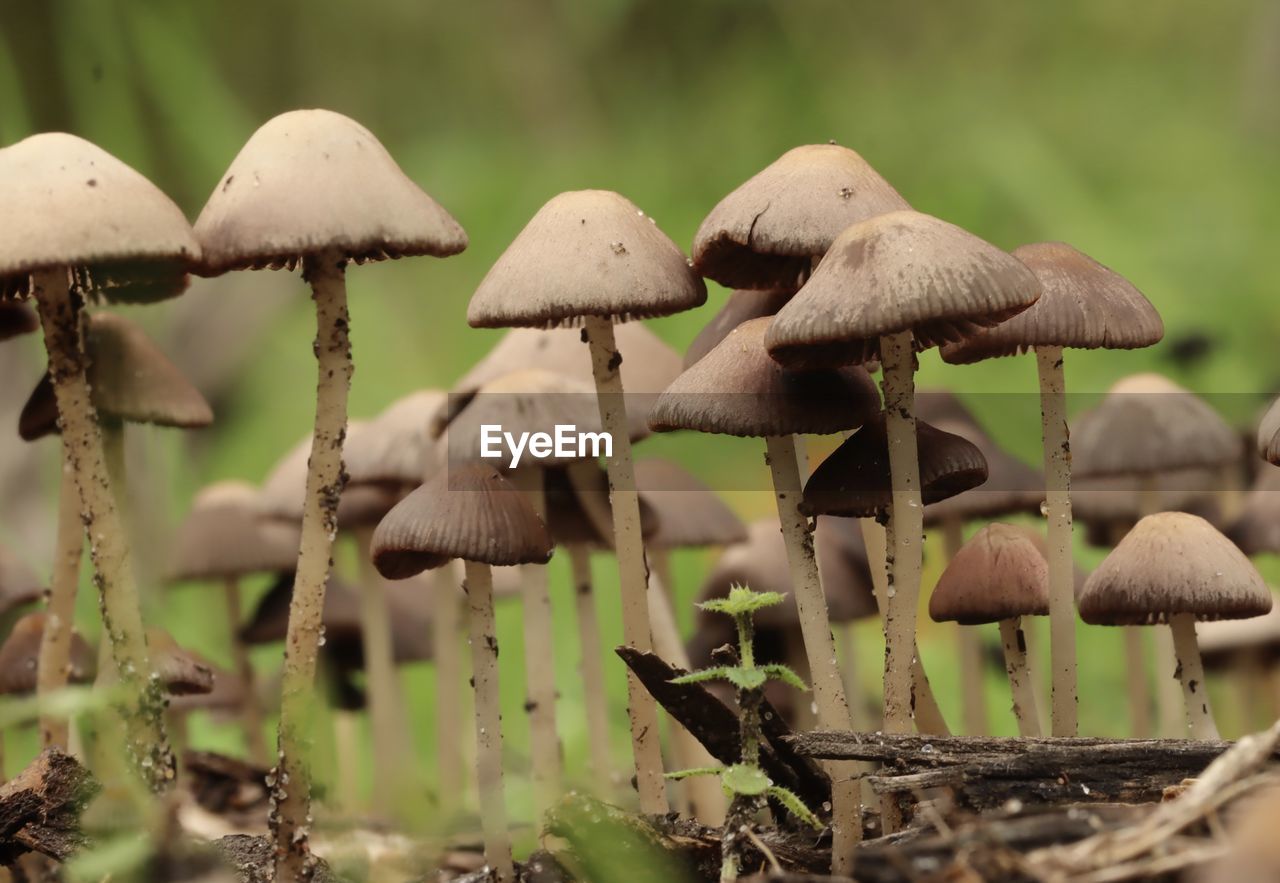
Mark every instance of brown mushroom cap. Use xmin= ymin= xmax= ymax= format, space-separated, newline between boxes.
xmin=1073 ymin=374 xmax=1241 ymax=479
xmin=259 ymin=425 xmax=401 ymax=529
xmin=940 ymin=242 xmax=1163 ymax=363
xmin=0 ymin=543 xmax=44 ymax=618
xmin=1198 ymin=599 xmax=1280 ymax=670
xmin=928 ymin=523 xmax=1051 ymax=625
xmin=345 ymin=390 xmax=447 ymax=488
xmin=0 ymin=612 xmax=94 ymax=695
xmin=1257 ymin=397 xmax=1280 ymax=466
xmin=168 ymin=481 xmax=302 ymax=582
xmin=765 ymin=210 xmax=1042 ymax=367
xmin=371 ymin=462 xmax=553 ymax=577
xmin=543 ymin=464 xmax=659 ymax=549
xmin=146 ymin=628 xmax=216 ymax=696
xmin=635 ymin=459 xmax=747 ymax=550
xmin=0 ymin=302 xmax=39 ymax=342
xmin=802 ymin=413 xmax=989 ymax=518
xmin=466 ymin=190 xmax=706 ymax=328
xmin=168 ymin=662 xmax=246 ymax=714
xmin=684 ymin=288 xmax=794 ymax=368
xmin=194 ymin=109 xmax=466 ymax=274
xmin=691 ymin=144 xmax=911 ymax=290
xmin=0 ymin=132 xmax=199 ymax=301
xmin=1078 ymin=512 xmax=1272 ymax=626
xmin=648 ymin=316 xmax=880 ymax=438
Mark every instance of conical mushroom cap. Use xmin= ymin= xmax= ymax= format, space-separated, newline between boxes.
xmin=543 ymin=464 xmax=659 ymax=549
xmin=168 ymin=481 xmax=301 ymax=581
xmin=195 ymin=109 xmax=466 ymax=273
xmin=924 ymin=416 xmax=1043 ymax=524
xmin=684 ymin=288 xmax=794 ymax=369
xmin=0 ymin=302 xmax=38 ymax=342
xmin=1073 ymin=374 xmax=1240 ymax=479
xmin=1257 ymin=397 xmax=1280 ymax=466
xmin=1198 ymin=600 xmax=1280 ymax=670
xmin=1226 ymin=466 xmax=1280 ymax=556
xmin=371 ymin=462 xmax=553 ymax=577
xmin=467 ymin=190 xmax=706 ymax=328
xmin=0 ymin=613 xmax=94 ymax=695
xmin=941 ymin=242 xmax=1163 ymax=363
xmin=20 ymin=313 xmax=214 ymax=440
xmin=765 ymin=211 xmax=1042 ymax=367
xmin=345 ymin=390 xmax=446 ymax=488
xmin=691 ymin=145 xmax=911 ymax=290
xmin=635 ymin=459 xmax=747 ymax=550
xmin=1078 ymin=512 xmax=1272 ymax=625
xmin=0 ymin=543 xmax=43 ymax=618
xmin=648 ymin=316 xmax=880 ymax=438
xmin=802 ymin=413 xmax=989 ymax=518
xmin=929 ymin=523 xmax=1050 ymax=625
xmin=146 ymin=629 xmax=216 ymax=696
xmin=0 ymin=132 xmax=199 ymax=301
xmin=259 ymin=425 xmax=401 ymax=529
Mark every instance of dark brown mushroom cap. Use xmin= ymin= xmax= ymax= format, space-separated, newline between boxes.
xmin=146 ymin=629 xmax=216 ymax=696
xmin=259 ymin=425 xmax=401 ymax=530
xmin=802 ymin=413 xmax=989 ymax=518
xmin=648 ymin=316 xmax=880 ymax=438
xmin=0 ymin=612 xmax=94 ymax=695
xmin=168 ymin=662 xmax=245 ymax=714
xmin=691 ymin=144 xmax=911 ymax=290
xmin=1198 ymin=600 xmax=1280 ymax=670
xmin=20 ymin=312 xmax=214 ymax=440
xmin=1072 ymin=374 xmax=1241 ymax=479
xmin=0 ymin=302 xmax=38 ymax=342
xmin=543 ymin=464 xmax=659 ymax=549
xmin=241 ymin=570 xmax=364 ymax=646
xmin=923 ymin=416 xmax=1044 ymax=524
xmin=194 ymin=109 xmax=466 ymax=274
xmin=684 ymin=288 xmax=794 ymax=368
xmin=1257 ymin=397 xmax=1280 ymax=466
xmin=1078 ymin=512 xmax=1272 ymax=626
xmin=167 ymin=481 xmax=301 ymax=582
xmin=0 ymin=132 xmax=199 ymax=301
xmin=940 ymin=242 xmax=1164 ymax=363
xmin=345 ymin=390 xmax=446 ymax=488
xmin=371 ymin=462 xmax=553 ymax=577
xmin=0 ymin=543 xmax=44 ymax=618
xmin=1226 ymin=466 xmax=1280 ymax=556
xmin=928 ymin=523 xmax=1051 ymax=625
xmin=466 ymin=190 xmax=706 ymax=328
xmin=764 ymin=211 xmax=1042 ymax=367
xmin=635 ymin=459 xmax=747 ymax=550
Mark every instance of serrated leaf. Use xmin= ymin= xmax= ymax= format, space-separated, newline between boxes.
xmin=665 ymin=766 xmax=724 ymax=781
xmin=723 ymin=667 xmax=766 ymax=690
xmin=670 ymin=667 xmax=733 ymax=686
xmin=767 ymin=786 xmax=824 ymax=830
xmin=698 ymin=585 xmax=787 ymax=617
xmin=760 ymin=664 xmax=808 ymax=691
xmin=720 ymin=764 xmax=771 ymax=796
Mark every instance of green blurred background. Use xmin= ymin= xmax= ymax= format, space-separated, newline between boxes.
xmin=1 ymin=0 xmax=1279 ymax=853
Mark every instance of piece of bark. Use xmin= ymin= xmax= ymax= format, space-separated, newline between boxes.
xmin=0 ymin=748 xmax=99 ymax=863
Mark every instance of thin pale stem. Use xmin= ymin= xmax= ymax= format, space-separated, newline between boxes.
xmin=568 ymin=545 xmax=613 ymax=789
xmin=37 ymin=457 xmax=84 ymax=749
xmin=998 ymin=618 xmax=1042 ymax=737
xmin=1122 ymin=628 xmax=1152 ymax=738
xmin=332 ymin=709 xmax=362 ymax=812
xmin=1169 ymin=613 xmax=1218 ymax=740
xmin=432 ymin=565 xmax=465 ymax=806
xmin=1138 ymin=475 xmax=1186 ymax=739
xmin=943 ymin=518 xmax=989 ymax=736
xmin=224 ymin=577 xmax=268 ymax=764
xmin=838 ymin=622 xmax=869 ymax=732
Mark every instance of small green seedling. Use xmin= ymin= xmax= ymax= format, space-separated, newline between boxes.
xmin=667 ymin=585 xmax=821 ymax=882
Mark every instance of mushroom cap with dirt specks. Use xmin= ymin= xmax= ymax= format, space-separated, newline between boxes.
xmin=941 ymin=242 xmax=1164 ymax=363
xmin=1072 ymin=374 xmax=1241 ymax=479
xmin=691 ymin=144 xmax=911 ymax=290
xmin=634 ymin=458 xmax=748 ymax=550
xmin=344 ymin=389 xmax=447 ymax=488
xmin=20 ymin=312 xmax=214 ymax=440
xmin=802 ymin=412 xmax=989 ymax=518
xmin=0 ymin=542 xmax=44 ymax=618
xmin=648 ymin=316 xmax=880 ymax=438
xmin=684 ymin=287 xmax=794 ymax=369
xmin=1257 ymin=397 xmax=1280 ymax=465
xmin=0 ymin=132 xmax=199 ymax=301
xmin=929 ymin=523 xmax=1051 ymax=625
xmin=0 ymin=302 xmax=38 ymax=342
xmin=167 ymin=481 xmax=302 ymax=582
xmin=0 ymin=612 xmax=95 ymax=695
xmin=764 ymin=210 xmax=1042 ymax=367
xmin=1226 ymin=466 xmax=1280 ymax=556
xmin=1078 ymin=512 xmax=1272 ymax=626
xmin=466 ymin=189 xmax=706 ymax=328
xmin=371 ymin=462 xmax=553 ymax=577
xmin=194 ymin=109 xmax=467 ymax=273
xmin=923 ymin=416 xmax=1044 ymax=525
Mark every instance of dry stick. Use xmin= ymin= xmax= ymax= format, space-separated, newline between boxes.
xmin=433 ymin=558 xmax=465 ymax=808
xmin=581 ymin=316 xmax=667 ymax=815
xmin=764 ymin=433 xmax=859 ymax=876
xmin=1035 ymin=345 xmax=1078 ymax=738
xmin=273 ymin=251 xmax=353 ymax=881
xmin=1137 ymin=476 xmax=1185 ymax=739
xmin=33 ymin=269 xmax=171 ymax=790
xmin=1168 ymin=613 xmax=1218 ymax=740
xmin=568 ymin=545 xmax=614 ymax=788
xmin=37 ymin=462 xmax=84 ymax=750
xmin=997 ymin=617 xmax=1042 ymax=737
xmin=464 ymin=560 xmax=514 ymax=883
xmin=942 ymin=517 xmax=988 ymax=735
xmin=223 ymin=577 xmax=268 ymax=764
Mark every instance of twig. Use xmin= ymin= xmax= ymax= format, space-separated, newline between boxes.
xmin=741 ymin=824 xmax=783 ymax=875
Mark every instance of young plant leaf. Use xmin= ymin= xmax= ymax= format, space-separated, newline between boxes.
xmin=720 ymin=763 xmax=771 ymax=796
xmin=697 ymin=585 xmax=787 ymax=617
xmin=670 ymin=666 xmax=734 ymax=686
xmin=760 ymin=663 xmax=808 ymax=691
xmin=767 ymin=786 xmax=824 ymax=830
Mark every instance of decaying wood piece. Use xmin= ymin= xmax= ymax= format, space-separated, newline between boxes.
xmin=0 ymin=748 xmax=100 ymax=863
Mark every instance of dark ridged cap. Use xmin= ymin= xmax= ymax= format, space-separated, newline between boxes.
xmin=0 ymin=613 xmax=94 ymax=696
xmin=684 ymin=288 xmax=794 ymax=368
xmin=168 ymin=481 xmax=301 ymax=582
xmin=923 ymin=415 xmax=1043 ymax=525
xmin=635 ymin=459 xmax=747 ymax=550
xmin=929 ymin=523 xmax=1050 ymax=625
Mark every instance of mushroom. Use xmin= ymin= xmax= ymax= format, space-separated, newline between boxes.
xmin=1079 ymin=512 xmax=1272 ymax=739
xmin=372 ymin=462 xmax=553 ymax=883
xmin=467 ymin=190 xmax=704 ymax=814
xmin=684 ymin=288 xmax=795 ymax=369
xmin=0 ymin=133 xmax=200 ymax=788
xmin=765 ymin=211 xmax=1040 ymax=740
xmin=929 ymin=524 xmax=1051 ymax=736
xmin=1226 ymin=465 xmax=1280 ymax=557
xmin=0 ymin=612 xmax=95 ymax=696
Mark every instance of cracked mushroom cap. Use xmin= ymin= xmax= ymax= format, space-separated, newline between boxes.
xmin=635 ymin=459 xmax=747 ymax=550
xmin=0 ymin=613 xmax=94 ymax=695
xmin=0 ymin=302 xmax=38 ymax=342
xmin=929 ymin=524 xmax=1051 ymax=625
xmin=684 ymin=288 xmax=794 ymax=368
xmin=20 ymin=313 xmax=214 ymax=441
xmin=1227 ymin=467 xmax=1280 ymax=556
xmin=371 ymin=462 xmax=553 ymax=577
xmin=1257 ymin=397 xmax=1280 ymax=466
xmin=1072 ymin=374 xmax=1241 ymax=479
xmin=466 ymin=190 xmax=706 ymax=328
xmin=345 ymin=390 xmax=447 ymax=488
xmin=194 ymin=109 xmax=466 ymax=273
xmin=648 ymin=316 xmax=880 ymax=438
xmin=691 ymin=144 xmax=911 ymax=290
xmin=765 ymin=211 xmax=1042 ymax=367
xmin=802 ymin=412 xmax=989 ymax=518
xmin=923 ymin=416 xmax=1044 ymax=525
xmin=941 ymin=242 xmax=1163 ymax=363
xmin=1078 ymin=512 xmax=1272 ymax=626
xmin=0 ymin=132 xmax=199 ymax=301
xmin=259 ymin=425 xmax=401 ymax=530
xmin=168 ymin=481 xmax=301 ymax=582
xmin=0 ymin=543 xmax=43 ymax=618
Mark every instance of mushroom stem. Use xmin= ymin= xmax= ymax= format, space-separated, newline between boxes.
xmin=32 ymin=268 xmax=171 ymax=790
xmin=568 ymin=544 xmax=613 ymax=788
xmin=464 ymin=560 xmax=514 ymax=883
xmin=273 ymin=251 xmax=354 ymax=880
xmin=1035 ymin=345 xmax=1077 ymax=738
xmin=838 ymin=622 xmax=869 ymax=732
xmin=997 ymin=617 xmax=1042 ymax=737
xmin=581 ymin=315 xmax=667 ymax=815
xmin=224 ymin=577 xmax=268 ymax=764
xmin=332 ymin=707 xmax=362 ymax=811
xmin=1122 ymin=628 xmax=1152 ymax=738
xmin=1168 ymin=612 xmax=1219 ymax=740
xmin=943 ymin=517 xmax=989 ymax=735
xmin=508 ymin=467 xmax=561 ymax=815
xmin=1138 ymin=476 xmax=1185 ymax=739
xmin=37 ymin=457 xmax=84 ymax=750
xmin=432 ymin=565 xmax=465 ymax=807
xmin=763 ymin=433 xmax=859 ymax=874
